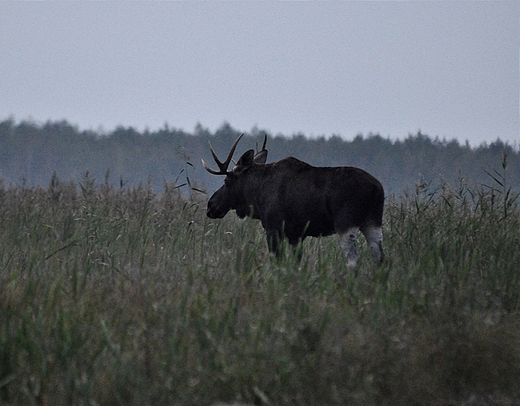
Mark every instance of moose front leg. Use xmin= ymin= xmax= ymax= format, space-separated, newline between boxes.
xmin=265 ymin=230 xmax=303 ymax=261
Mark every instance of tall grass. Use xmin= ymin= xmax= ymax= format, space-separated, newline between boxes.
xmin=0 ymin=169 xmax=519 ymax=405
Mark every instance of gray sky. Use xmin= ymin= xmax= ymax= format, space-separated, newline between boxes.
xmin=1 ymin=1 xmax=519 ymax=147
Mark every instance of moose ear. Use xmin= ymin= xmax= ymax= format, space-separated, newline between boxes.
xmin=253 ymin=150 xmax=268 ymax=164
xmin=236 ymin=149 xmax=255 ymax=168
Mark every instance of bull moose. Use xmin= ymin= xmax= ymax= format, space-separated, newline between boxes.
xmin=202 ymin=134 xmax=385 ymax=267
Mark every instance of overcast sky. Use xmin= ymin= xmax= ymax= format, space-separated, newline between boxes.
xmin=1 ymin=2 xmax=518 ymax=147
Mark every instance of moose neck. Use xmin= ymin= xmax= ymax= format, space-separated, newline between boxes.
xmin=234 ymin=165 xmax=269 ymax=219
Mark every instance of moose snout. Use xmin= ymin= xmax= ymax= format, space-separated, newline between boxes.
xmin=206 ymin=207 xmax=225 ymax=219
xmin=206 ymin=205 xmax=217 ymax=218
xmin=206 ymin=200 xmax=226 ymax=219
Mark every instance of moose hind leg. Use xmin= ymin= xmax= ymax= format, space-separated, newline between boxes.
xmin=361 ymin=225 xmax=385 ymax=263
xmin=339 ymin=227 xmax=360 ymax=268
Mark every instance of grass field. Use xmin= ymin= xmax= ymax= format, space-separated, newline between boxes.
xmin=0 ymin=170 xmax=519 ymax=405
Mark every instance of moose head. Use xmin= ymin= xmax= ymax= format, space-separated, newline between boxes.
xmin=202 ymin=133 xmax=268 ymax=219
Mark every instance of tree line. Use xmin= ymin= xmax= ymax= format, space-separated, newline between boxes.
xmin=0 ymin=118 xmax=518 ymax=196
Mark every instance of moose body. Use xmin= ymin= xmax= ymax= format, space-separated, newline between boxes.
xmin=203 ymin=135 xmax=384 ymax=267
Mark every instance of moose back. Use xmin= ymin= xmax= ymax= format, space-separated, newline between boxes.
xmin=202 ymin=134 xmax=384 ymax=267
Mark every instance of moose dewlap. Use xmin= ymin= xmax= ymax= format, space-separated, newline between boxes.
xmin=202 ymin=134 xmax=385 ymax=267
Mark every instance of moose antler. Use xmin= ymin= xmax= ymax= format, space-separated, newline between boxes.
xmin=256 ymin=135 xmax=266 ymax=154
xmin=202 ymin=133 xmax=244 ymax=175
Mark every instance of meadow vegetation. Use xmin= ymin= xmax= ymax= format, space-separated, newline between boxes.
xmin=0 ymin=167 xmax=519 ymax=405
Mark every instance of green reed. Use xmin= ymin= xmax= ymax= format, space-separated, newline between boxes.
xmin=0 ymin=171 xmax=519 ymax=405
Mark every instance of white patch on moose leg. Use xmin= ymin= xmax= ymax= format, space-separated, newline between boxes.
xmin=361 ymin=226 xmax=384 ymax=263
xmin=339 ymin=228 xmax=360 ymax=268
